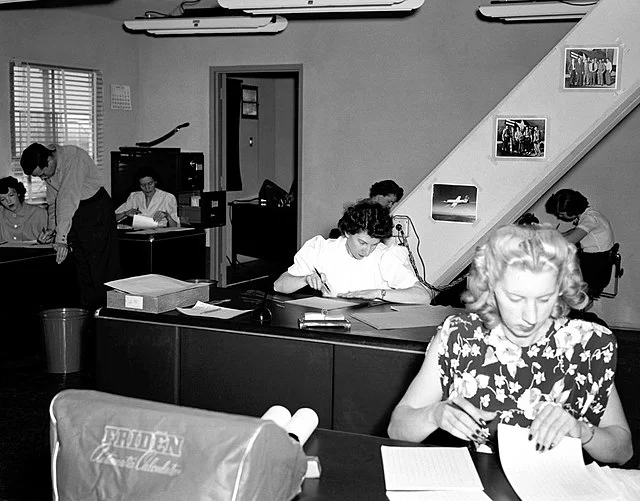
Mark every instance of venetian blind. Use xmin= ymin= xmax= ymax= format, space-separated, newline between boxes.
xmin=9 ymin=60 xmax=104 ymax=201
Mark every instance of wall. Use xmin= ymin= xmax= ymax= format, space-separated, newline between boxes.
xmin=0 ymin=9 xmax=138 ymax=189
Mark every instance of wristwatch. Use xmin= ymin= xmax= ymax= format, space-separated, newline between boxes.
xmin=380 ymin=289 xmax=387 ymax=300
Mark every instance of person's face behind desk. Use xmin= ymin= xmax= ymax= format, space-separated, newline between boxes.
xmin=139 ymin=176 xmax=157 ymax=198
xmin=493 ymin=266 xmax=560 ymax=347
xmin=370 ymin=193 xmax=398 ymax=209
xmin=0 ymin=188 xmax=22 ymax=212
xmin=345 ymin=231 xmax=381 ymax=260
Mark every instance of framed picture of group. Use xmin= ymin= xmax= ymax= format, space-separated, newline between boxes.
xmin=563 ymin=46 xmax=620 ymax=91
xmin=494 ymin=117 xmax=547 ymax=159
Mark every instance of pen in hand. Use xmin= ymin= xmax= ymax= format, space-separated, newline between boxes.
xmin=448 ymin=400 xmax=490 ymax=444
xmin=313 ymin=267 xmax=332 ymax=295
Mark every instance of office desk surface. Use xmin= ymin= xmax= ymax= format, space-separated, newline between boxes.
xmin=97 ymin=287 xmax=459 ymax=352
xmin=298 ymin=429 xmax=519 ymax=501
xmin=0 ymin=245 xmax=55 ymax=263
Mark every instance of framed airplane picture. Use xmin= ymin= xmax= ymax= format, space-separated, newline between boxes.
xmin=495 ymin=117 xmax=547 ymax=159
xmin=563 ymin=46 xmax=620 ymax=91
xmin=431 ymin=183 xmax=478 ymax=224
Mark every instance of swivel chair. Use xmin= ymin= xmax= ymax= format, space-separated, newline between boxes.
xmin=600 ymin=243 xmax=624 ymax=299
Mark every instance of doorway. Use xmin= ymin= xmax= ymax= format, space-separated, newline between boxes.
xmin=209 ymin=65 xmax=302 ymax=288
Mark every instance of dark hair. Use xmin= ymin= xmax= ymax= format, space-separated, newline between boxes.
xmin=135 ymin=166 xmax=161 ymax=185
xmin=516 ymin=212 xmax=539 ymax=225
xmin=337 ymin=199 xmax=392 ymax=239
xmin=545 ymin=189 xmax=589 ymax=218
xmin=369 ymin=180 xmax=404 ymax=201
xmin=0 ymin=176 xmax=26 ymax=203
xmin=20 ymin=143 xmax=52 ymax=176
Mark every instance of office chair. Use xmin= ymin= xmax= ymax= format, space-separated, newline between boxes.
xmin=600 ymin=243 xmax=624 ymax=299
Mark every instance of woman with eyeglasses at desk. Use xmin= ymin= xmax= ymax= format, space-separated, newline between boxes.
xmin=388 ymin=224 xmax=632 ymax=465
xmin=115 ymin=167 xmax=179 ymax=228
xmin=274 ymin=199 xmax=430 ymax=304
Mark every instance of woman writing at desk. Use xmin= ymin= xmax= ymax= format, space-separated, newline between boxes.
xmin=388 ymin=224 xmax=632 ymax=465
xmin=274 ymin=199 xmax=430 ymax=304
xmin=115 ymin=167 xmax=179 ymax=227
xmin=0 ymin=176 xmax=48 ymax=242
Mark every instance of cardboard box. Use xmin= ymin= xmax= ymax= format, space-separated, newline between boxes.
xmin=106 ymin=285 xmax=209 ymax=314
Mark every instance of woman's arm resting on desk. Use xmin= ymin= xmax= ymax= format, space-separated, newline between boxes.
xmin=339 ymin=284 xmax=431 ymax=304
xmin=562 ymin=227 xmax=587 ymax=245
xmin=274 ymin=271 xmax=324 ymax=294
xmin=387 ymin=331 xmax=496 ymax=442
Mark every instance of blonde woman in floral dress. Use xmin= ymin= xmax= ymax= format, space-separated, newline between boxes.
xmin=388 ymin=224 xmax=632 ymax=465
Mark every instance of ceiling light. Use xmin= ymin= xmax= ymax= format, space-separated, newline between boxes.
xmin=478 ymin=1 xmax=597 ymax=22
xmin=218 ymin=0 xmax=424 ymax=14
xmin=124 ymin=15 xmax=288 ymax=35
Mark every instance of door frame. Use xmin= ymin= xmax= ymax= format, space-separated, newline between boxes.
xmin=209 ymin=64 xmax=303 ymax=287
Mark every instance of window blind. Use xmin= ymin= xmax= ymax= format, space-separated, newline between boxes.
xmin=9 ymin=60 xmax=104 ymax=202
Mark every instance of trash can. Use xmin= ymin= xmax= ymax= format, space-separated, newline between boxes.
xmin=39 ymin=308 xmax=89 ymax=374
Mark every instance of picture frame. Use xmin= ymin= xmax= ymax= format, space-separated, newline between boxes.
xmin=563 ymin=46 xmax=620 ymax=91
xmin=494 ymin=117 xmax=547 ymax=159
xmin=241 ymin=85 xmax=259 ymax=119
xmin=431 ymin=183 xmax=478 ymax=224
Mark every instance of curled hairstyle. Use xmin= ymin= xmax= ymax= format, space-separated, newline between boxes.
xmin=337 ymin=199 xmax=393 ymax=239
xmin=545 ymin=189 xmax=589 ymax=218
xmin=0 ymin=176 xmax=27 ymax=202
xmin=462 ymin=224 xmax=589 ymax=328
xmin=19 ymin=143 xmax=52 ymax=176
xmin=369 ymin=180 xmax=404 ymax=201
xmin=135 ymin=166 xmax=161 ymax=185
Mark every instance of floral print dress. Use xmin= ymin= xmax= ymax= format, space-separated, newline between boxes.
xmin=436 ymin=313 xmax=617 ymax=432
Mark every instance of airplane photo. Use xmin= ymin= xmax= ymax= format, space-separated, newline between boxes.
xmin=443 ymin=195 xmax=470 ymax=208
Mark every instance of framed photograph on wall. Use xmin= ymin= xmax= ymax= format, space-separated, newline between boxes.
xmin=431 ymin=183 xmax=478 ymax=224
xmin=563 ymin=46 xmax=620 ymax=91
xmin=241 ymin=85 xmax=259 ymax=119
xmin=495 ymin=117 xmax=547 ymax=159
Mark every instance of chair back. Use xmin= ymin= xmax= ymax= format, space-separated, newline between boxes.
xmin=600 ymin=243 xmax=624 ymax=298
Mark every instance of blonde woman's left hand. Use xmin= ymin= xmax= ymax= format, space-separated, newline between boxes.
xmin=338 ymin=289 xmax=379 ymax=300
xmin=529 ymin=403 xmax=582 ymax=452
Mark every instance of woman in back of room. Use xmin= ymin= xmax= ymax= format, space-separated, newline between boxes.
xmin=115 ymin=166 xmax=179 ymax=227
xmin=274 ymin=199 xmax=430 ymax=304
xmin=388 ymin=224 xmax=632 ymax=465
xmin=0 ymin=176 xmax=48 ymax=242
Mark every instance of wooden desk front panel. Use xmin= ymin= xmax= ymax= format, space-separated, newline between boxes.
xmin=180 ymin=328 xmax=334 ymax=428
xmin=333 ymin=346 xmax=425 ymax=436
xmin=96 ymin=319 xmax=180 ymax=404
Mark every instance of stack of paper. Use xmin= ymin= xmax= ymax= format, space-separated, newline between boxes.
xmin=176 ymin=300 xmax=249 ymax=319
xmin=498 ymin=423 xmax=633 ymax=501
xmin=105 ymin=274 xmax=207 ymax=296
xmin=381 ymin=446 xmax=491 ymax=501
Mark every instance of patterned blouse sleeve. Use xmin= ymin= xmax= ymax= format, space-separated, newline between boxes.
xmin=575 ymin=322 xmax=618 ymax=426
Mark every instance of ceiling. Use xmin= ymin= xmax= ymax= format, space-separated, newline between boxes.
xmin=3 ymin=0 xmax=225 ymax=21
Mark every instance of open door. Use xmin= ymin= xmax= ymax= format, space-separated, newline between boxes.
xmin=209 ymin=65 xmax=302 ymax=287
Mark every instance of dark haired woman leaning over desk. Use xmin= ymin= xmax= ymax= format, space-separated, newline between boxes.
xmin=274 ymin=199 xmax=430 ymax=304
xmin=388 ymin=224 xmax=632 ymax=465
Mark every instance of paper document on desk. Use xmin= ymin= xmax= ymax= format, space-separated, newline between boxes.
xmin=105 ymin=274 xmax=207 ymax=297
xmin=498 ymin=423 xmax=620 ymax=501
xmin=381 ymin=446 xmax=485 ymax=493
xmin=0 ymin=240 xmax=53 ymax=248
xmin=177 ymin=301 xmax=250 ymax=319
xmin=352 ymin=305 xmax=459 ymax=330
xmin=284 ymin=297 xmax=362 ymax=310
xmin=132 ymin=214 xmax=158 ymax=229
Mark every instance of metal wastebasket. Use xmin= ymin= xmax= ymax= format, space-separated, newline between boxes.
xmin=39 ymin=308 xmax=89 ymax=374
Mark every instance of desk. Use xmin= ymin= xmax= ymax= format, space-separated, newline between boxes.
xmin=229 ymin=201 xmax=296 ymax=265
xmin=118 ymin=228 xmax=206 ymax=280
xmin=297 ymin=429 xmax=519 ymax=501
xmin=1 ymin=246 xmax=78 ymax=358
xmin=95 ymin=289 xmax=459 ymax=436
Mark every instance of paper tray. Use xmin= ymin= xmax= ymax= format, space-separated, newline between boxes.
xmin=298 ymin=319 xmax=351 ymax=330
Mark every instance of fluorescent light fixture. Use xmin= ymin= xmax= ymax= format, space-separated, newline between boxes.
xmin=219 ymin=0 xmax=424 ymax=14
xmin=124 ymin=15 xmax=288 ymax=35
xmin=478 ymin=1 xmax=597 ymax=22
xmin=0 ymin=0 xmax=39 ymax=3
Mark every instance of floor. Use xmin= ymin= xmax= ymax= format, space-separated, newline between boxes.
xmin=0 ymin=354 xmax=95 ymax=501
